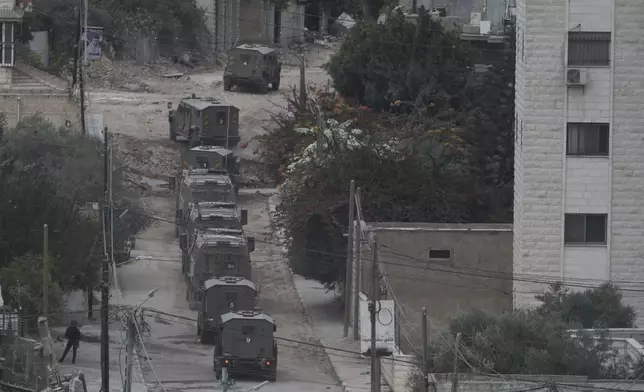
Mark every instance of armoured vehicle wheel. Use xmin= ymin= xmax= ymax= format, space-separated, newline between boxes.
xmin=200 ymin=330 xmax=215 ymax=345
xmin=272 ymin=80 xmax=280 ymax=91
xmin=224 ymin=82 xmax=232 ymax=91
xmin=215 ymin=367 xmax=221 ymax=380
xmin=267 ymin=369 xmax=277 ymax=382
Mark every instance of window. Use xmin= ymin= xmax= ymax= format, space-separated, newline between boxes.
xmin=567 ymin=123 xmax=609 ymax=156
xmin=568 ymin=32 xmax=611 ymax=66
xmin=216 ymin=112 xmax=226 ymax=125
xmin=1 ymin=23 xmax=14 ymax=66
xmin=241 ymin=325 xmax=255 ymax=335
xmin=564 ymin=214 xmax=607 ymax=245
xmin=428 ymin=249 xmax=451 ymax=261
xmin=240 ymin=54 xmax=251 ymax=64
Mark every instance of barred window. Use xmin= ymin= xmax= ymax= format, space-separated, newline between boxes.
xmin=568 ymin=32 xmax=611 ymax=66
xmin=1 ymin=23 xmax=14 ymax=66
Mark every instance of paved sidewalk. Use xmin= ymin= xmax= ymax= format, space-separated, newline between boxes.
xmin=51 ymin=291 xmax=148 ymax=392
xmin=293 ymin=275 xmax=391 ymax=392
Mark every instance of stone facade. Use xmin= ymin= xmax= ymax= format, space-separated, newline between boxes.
xmin=514 ymin=0 xmax=644 ymax=323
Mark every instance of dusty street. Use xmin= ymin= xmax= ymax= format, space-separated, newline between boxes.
xmin=86 ymin=45 xmax=334 ymax=180
xmin=114 ymin=183 xmax=341 ymax=392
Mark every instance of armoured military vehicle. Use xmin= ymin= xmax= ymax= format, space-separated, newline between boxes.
xmin=168 ymin=95 xmax=241 ymax=147
xmin=223 ymin=44 xmax=281 ymax=94
xmin=180 ymin=202 xmax=248 ymax=275
xmin=214 ymin=310 xmax=277 ymax=381
xmin=175 ymin=170 xmax=236 ymax=237
xmin=198 ymin=276 xmax=257 ymax=344
xmin=183 ymin=228 xmax=256 ymax=310
xmin=182 ymin=145 xmax=240 ymax=186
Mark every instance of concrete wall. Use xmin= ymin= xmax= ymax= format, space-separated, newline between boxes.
xmin=239 ymin=0 xmax=274 ymax=44
xmin=280 ymin=1 xmax=305 ymax=46
xmin=353 ymin=223 xmax=513 ymax=355
xmin=0 ymin=92 xmax=80 ymax=128
xmin=428 ymin=374 xmax=644 ymax=392
xmin=0 ymin=335 xmax=47 ymax=391
xmin=513 ymin=0 xmax=644 ymax=323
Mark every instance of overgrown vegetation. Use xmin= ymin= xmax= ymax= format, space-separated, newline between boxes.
xmin=23 ymin=0 xmax=210 ymax=74
xmin=256 ymin=8 xmax=515 ymax=288
xmin=0 ymin=115 xmax=149 ymax=317
xmin=403 ymin=285 xmax=640 ymax=389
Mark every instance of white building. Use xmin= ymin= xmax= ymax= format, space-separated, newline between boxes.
xmin=513 ymin=0 xmax=644 ymax=322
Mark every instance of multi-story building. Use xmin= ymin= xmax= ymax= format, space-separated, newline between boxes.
xmin=513 ymin=0 xmax=644 ymax=322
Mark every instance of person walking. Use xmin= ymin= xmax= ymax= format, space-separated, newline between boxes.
xmin=59 ymin=320 xmax=81 ymax=364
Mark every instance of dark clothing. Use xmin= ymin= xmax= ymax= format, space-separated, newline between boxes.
xmin=59 ymin=341 xmax=78 ymax=364
xmin=59 ymin=325 xmax=81 ymax=364
xmin=64 ymin=326 xmax=81 ymax=343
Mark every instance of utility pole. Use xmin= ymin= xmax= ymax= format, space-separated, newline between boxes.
xmin=79 ymin=0 xmax=88 ymax=134
xmin=43 ymin=224 xmax=49 ymax=317
xmin=370 ymin=234 xmax=380 ymax=392
xmin=71 ymin=1 xmax=81 ymax=89
xmin=422 ymin=307 xmax=429 ymax=392
xmin=298 ymin=51 xmax=306 ymax=110
xmin=101 ymin=127 xmax=110 ymax=392
xmin=124 ymin=312 xmax=137 ymax=392
xmin=343 ymin=180 xmax=355 ymax=338
xmin=451 ymin=333 xmax=461 ymax=392
xmin=352 ymin=187 xmax=362 ymax=341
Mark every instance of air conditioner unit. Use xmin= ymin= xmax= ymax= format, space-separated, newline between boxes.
xmin=566 ymin=68 xmax=588 ymax=86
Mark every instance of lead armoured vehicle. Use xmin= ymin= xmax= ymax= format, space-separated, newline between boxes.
xmin=214 ymin=310 xmax=277 ymax=381
xmin=223 ymin=44 xmax=281 ymax=94
xmin=180 ymin=202 xmax=248 ymax=275
xmin=184 ymin=228 xmax=256 ymax=310
xmin=168 ymin=95 xmax=241 ymax=147
xmin=198 ymin=276 xmax=258 ymax=344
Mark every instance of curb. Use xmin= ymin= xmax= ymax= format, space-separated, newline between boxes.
xmin=267 ymin=194 xmax=348 ymax=392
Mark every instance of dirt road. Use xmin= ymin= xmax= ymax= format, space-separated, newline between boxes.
xmin=87 ymin=46 xmax=334 ymax=180
xmin=115 ymin=185 xmax=340 ymax=392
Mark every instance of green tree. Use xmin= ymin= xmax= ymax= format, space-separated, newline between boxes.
xmin=536 ymin=283 xmax=636 ymax=329
xmin=325 ymin=8 xmax=475 ymax=112
xmin=423 ymin=309 xmax=630 ymax=378
xmin=0 ymin=115 xmax=146 ymax=313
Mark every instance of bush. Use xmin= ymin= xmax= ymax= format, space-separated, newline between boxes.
xmin=0 ymin=115 xmax=146 ymax=313
xmin=536 ymin=283 xmax=636 ymax=329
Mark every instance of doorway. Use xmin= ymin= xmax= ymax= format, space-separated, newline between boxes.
xmin=273 ymin=8 xmax=281 ymax=44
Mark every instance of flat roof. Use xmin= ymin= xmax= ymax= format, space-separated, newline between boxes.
xmin=221 ymin=311 xmax=275 ymax=325
xmin=365 ymin=222 xmax=513 ymax=232
xmin=204 ymin=277 xmax=256 ymax=291
xmin=190 ymin=145 xmax=234 ymax=156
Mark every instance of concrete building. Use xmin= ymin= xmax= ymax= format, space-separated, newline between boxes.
xmin=0 ymin=0 xmax=80 ymax=128
xmin=351 ymin=223 xmax=513 ymax=355
xmin=513 ymin=0 xmax=644 ymax=322
xmin=198 ymin=0 xmax=304 ymax=54
xmin=397 ymin=0 xmax=514 ymax=35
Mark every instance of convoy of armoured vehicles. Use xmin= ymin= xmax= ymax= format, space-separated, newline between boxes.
xmin=171 ymin=83 xmax=279 ymax=380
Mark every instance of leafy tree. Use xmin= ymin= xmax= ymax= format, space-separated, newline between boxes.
xmin=258 ymin=11 xmax=515 ymax=288
xmin=25 ymin=0 xmax=209 ymax=71
xmin=0 ymin=115 xmax=147 ymax=314
xmin=536 ymin=283 xmax=636 ymax=329
xmin=422 ymin=309 xmax=633 ymax=379
xmin=325 ymin=8 xmax=475 ymax=112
